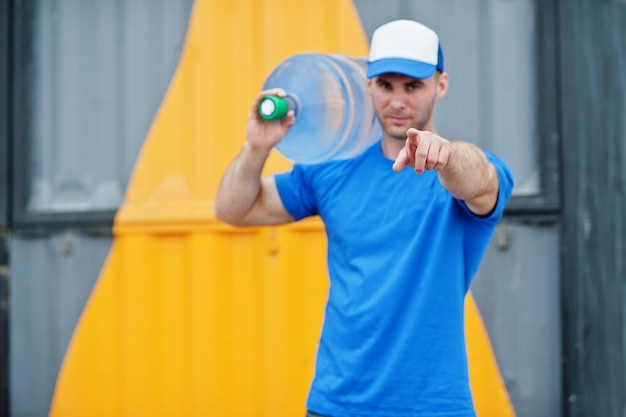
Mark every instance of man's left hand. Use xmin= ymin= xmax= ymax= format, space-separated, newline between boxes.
xmin=392 ymin=128 xmax=454 ymax=174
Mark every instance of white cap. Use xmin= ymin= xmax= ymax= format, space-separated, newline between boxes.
xmin=366 ymin=20 xmax=444 ymax=79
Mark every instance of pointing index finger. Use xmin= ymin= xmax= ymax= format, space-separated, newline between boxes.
xmin=407 ymin=128 xmax=420 ymax=144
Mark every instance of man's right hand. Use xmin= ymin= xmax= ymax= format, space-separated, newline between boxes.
xmin=246 ymin=88 xmax=296 ymax=153
xmin=214 ymin=88 xmax=297 ymax=227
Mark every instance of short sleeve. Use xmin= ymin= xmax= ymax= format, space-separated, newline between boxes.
xmin=274 ymin=164 xmax=319 ymax=221
xmin=457 ymin=151 xmax=514 ymax=224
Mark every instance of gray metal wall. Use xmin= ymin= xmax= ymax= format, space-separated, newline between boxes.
xmin=6 ymin=0 xmax=562 ymax=416
xmin=0 ymin=236 xmax=8 ymax=417
xmin=560 ymin=1 xmax=626 ymax=416
xmin=8 ymin=1 xmax=194 ymax=416
xmin=20 ymin=0 xmax=195 ymax=214
xmin=10 ymin=231 xmax=110 ymax=416
xmin=473 ymin=220 xmax=561 ymax=417
xmin=0 ymin=0 xmax=9 ymax=230
xmin=1 ymin=1 xmax=11 ymax=415
xmin=8 ymin=0 xmax=625 ymax=416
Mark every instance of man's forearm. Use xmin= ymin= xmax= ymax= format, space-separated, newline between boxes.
xmin=214 ymin=142 xmax=272 ymax=224
xmin=438 ymin=141 xmax=497 ymax=204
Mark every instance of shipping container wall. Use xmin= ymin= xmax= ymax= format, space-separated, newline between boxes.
xmin=1 ymin=0 xmax=12 ymax=415
xmin=13 ymin=0 xmax=195 ymax=215
xmin=10 ymin=231 xmax=111 ymax=417
xmin=9 ymin=0 xmax=195 ymax=416
xmin=0 ymin=2 xmax=11 ymax=410
xmin=0 ymin=0 xmax=9 ymax=230
xmin=7 ymin=0 xmax=563 ymax=416
xmin=559 ymin=1 xmax=626 ymax=416
xmin=0 ymin=234 xmax=8 ymax=417
xmin=471 ymin=220 xmax=561 ymax=417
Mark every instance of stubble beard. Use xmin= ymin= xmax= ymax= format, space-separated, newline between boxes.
xmin=382 ymin=95 xmax=438 ymax=141
xmin=386 ymin=111 xmax=433 ymax=142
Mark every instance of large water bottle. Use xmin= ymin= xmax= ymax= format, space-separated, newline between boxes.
xmin=258 ymin=53 xmax=382 ymax=164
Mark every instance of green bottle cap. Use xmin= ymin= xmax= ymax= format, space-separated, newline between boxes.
xmin=258 ymin=95 xmax=289 ymax=120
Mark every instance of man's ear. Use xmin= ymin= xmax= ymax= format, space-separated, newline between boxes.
xmin=367 ymin=78 xmax=373 ymax=94
xmin=436 ymin=72 xmax=449 ymax=99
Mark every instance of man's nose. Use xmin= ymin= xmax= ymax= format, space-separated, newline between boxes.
xmin=389 ymin=92 xmax=406 ymax=109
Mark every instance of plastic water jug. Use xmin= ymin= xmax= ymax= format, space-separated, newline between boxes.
xmin=259 ymin=53 xmax=382 ymax=164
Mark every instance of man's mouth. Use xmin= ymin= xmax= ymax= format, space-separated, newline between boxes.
xmin=387 ymin=115 xmax=409 ymax=124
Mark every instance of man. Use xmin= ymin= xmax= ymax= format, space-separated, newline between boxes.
xmin=215 ymin=19 xmax=514 ymax=417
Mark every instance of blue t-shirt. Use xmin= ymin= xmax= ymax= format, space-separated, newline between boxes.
xmin=274 ymin=141 xmax=514 ymax=417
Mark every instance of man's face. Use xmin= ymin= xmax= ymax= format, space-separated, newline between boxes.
xmin=368 ymin=72 xmax=448 ymax=140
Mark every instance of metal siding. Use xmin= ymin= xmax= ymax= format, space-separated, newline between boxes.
xmin=0 ymin=0 xmax=9 ymax=229
xmin=559 ymin=1 xmax=626 ymax=416
xmin=16 ymin=0 xmax=194 ymax=214
xmin=10 ymin=232 xmax=111 ymax=417
xmin=47 ymin=1 xmax=374 ymax=415
xmin=1 ymin=0 xmax=10 ymax=414
xmin=9 ymin=0 xmax=195 ymax=416
xmin=0 ymin=233 xmax=8 ymax=417
xmin=472 ymin=220 xmax=562 ymax=417
xmin=7 ymin=1 xmax=571 ymax=417
xmin=43 ymin=0 xmax=514 ymax=414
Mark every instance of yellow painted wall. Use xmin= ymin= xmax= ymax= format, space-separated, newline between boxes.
xmin=49 ymin=1 xmax=515 ymax=416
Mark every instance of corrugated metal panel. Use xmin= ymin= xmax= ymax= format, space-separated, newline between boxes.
xmin=0 ymin=232 xmax=8 ymax=417
xmin=9 ymin=1 xmax=195 ymax=416
xmin=0 ymin=0 xmax=9 ymax=229
xmin=26 ymin=0 xmax=194 ymax=212
xmin=354 ymin=0 xmax=540 ymax=197
xmin=48 ymin=1 xmax=514 ymax=416
xmin=472 ymin=220 xmax=562 ymax=417
xmin=49 ymin=1 xmax=371 ymax=415
xmin=9 ymin=0 xmax=561 ymax=415
xmin=560 ymin=1 xmax=626 ymax=416
xmin=49 ymin=222 xmax=329 ymax=416
xmin=10 ymin=231 xmax=111 ymax=417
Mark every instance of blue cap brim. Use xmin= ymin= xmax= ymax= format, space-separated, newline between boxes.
xmin=366 ymin=58 xmax=437 ymax=79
